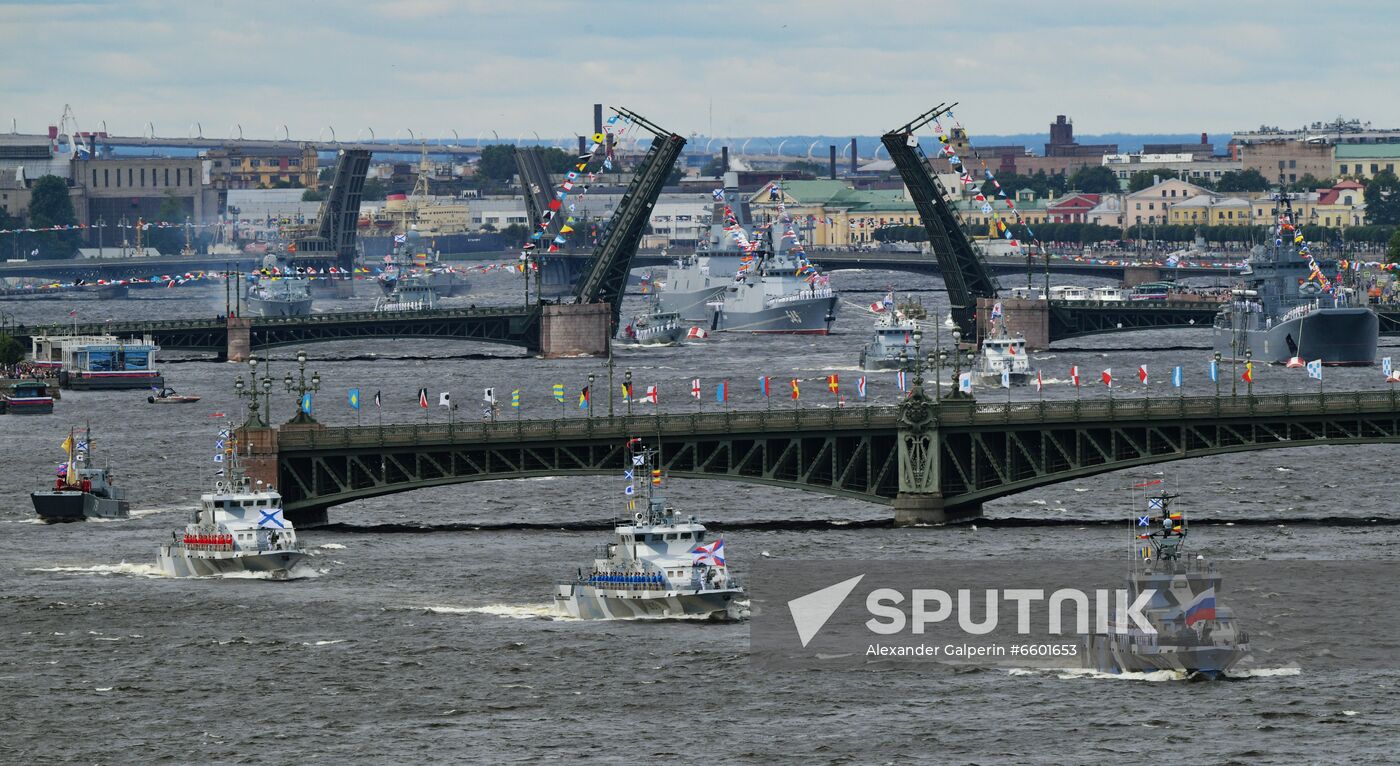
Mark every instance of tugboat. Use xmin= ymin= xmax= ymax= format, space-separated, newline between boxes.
xmin=155 ymin=428 xmax=308 ymax=578
xmin=31 ymin=426 xmax=130 ymax=522
xmin=973 ymin=304 xmax=1033 ymax=386
xmin=859 ymin=292 xmax=922 ymax=370
xmin=1212 ymin=190 xmax=1377 ymax=365
xmin=1 ymin=379 xmax=55 ymax=415
xmin=1080 ymin=486 xmax=1250 ymax=679
xmin=555 ymin=441 xmax=744 ymax=619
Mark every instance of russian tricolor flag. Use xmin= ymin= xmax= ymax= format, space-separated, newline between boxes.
xmin=1183 ymin=588 xmax=1217 ymax=626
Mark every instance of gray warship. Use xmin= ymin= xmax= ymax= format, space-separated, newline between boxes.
xmin=555 ymin=442 xmax=744 ymax=620
xmin=376 ymin=231 xmax=469 ymax=297
xmin=245 ymin=256 xmax=313 ymax=317
xmin=374 ymin=271 xmax=440 ymax=312
xmin=31 ymin=426 xmax=130 ymax=522
xmin=156 ymin=429 xmax=308 ymax=578
xmin=657 ymin=179 xmax=753 ymax=320
xmin=1081 ymin=488 xmax=1250 ymax=679
xmin=1212 ymin=192 xmax=1376 ymax=366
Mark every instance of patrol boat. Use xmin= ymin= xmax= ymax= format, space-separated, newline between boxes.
xmin=555 ymin=442 xmax=744 ymax=619
xmin=859 ymin=292 xmax=922 ymax=370
xmin=156 ymin=429 xmax=308 ymax=578
xmin=31 ymin=426 xmax=130 ymax=522
xmin=973 ymin=307 xmax=1033 ymax=386
xmin=617 ymin=301 xmax=687 ymax=347
xmin=1081 ymin=488 xmax=1250 ymax=679
xmin=1212 ymin=191 xmax=1377 ymax=366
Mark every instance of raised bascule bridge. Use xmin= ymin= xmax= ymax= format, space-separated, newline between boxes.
xmin=881 ymin=103 xmax=1250 ymax=348
xmin=233 ymin=386 xmax=1400 ymax=528
xmin=10 ymin=107 xmax=687 ymax=360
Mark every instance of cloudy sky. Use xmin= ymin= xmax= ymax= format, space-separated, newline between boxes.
xmin=2 ymin=0 xmax=1396 ymax=143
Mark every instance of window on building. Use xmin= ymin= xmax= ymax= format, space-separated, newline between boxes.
xmin=164 ymin=168 xmax=170 ymax=186
xmin=1372 ymin=164 xmax=1380 ymax=173
xmin=288 ymin=158 xmax=300 ymax=166
xmin=1340 ymin=164 xmax=1349 ymax=174
xmin=251 ymin=159 xmax=261 ymax=168
xmin=1289 ymin=160 xmax=1297 ymax=169
xmin=1289 ymin=174 xmax=1297 ymax=182
xmin=1389 ymin=164 xmax=1395 ymax=172
xmin=140 ymin=168 xmax=146 ymax=187
xmin=127 ymin=168 xmax=132 ymax=186
xmin=1345 ymin=195 xmax=1353 ymax=205
xmin=92 ymin=169 xmax=97 ymax=187
xmin=103 ymin=169 xmax=109 ymax=187
xmin=187 ymin=168 xmax=193 ymax=186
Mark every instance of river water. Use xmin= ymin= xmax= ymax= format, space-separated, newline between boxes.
xmin=2 ymin=266 xmax=1397 ymax=764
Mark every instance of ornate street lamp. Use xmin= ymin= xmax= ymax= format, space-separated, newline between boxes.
xmin=283 ymin=349 xmax=320 ymax=423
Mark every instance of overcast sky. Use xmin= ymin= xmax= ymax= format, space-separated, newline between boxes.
xmin=3 ymin=0 xmax=1396 ymax=143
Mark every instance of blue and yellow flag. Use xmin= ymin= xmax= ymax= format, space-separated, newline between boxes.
xmin=552 ymin=383 xmax=565 ymax=403
xmin=348 ymin=388 xmax=360 ymax=410
xmin=511 ymin=389 xmax=520 ymax=409
xmin=300 ymin=392 xmax=313 ymax=415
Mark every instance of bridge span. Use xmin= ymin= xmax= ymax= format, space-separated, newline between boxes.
xmin=241 ymin=388 xmax=1400 ymax=527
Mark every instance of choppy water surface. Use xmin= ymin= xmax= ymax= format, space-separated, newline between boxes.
xmin=3 ymin=268 xmax=1398 ymax=764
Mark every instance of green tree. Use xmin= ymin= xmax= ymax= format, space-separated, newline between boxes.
xmin=477 ymin=145 xmax=519 ymax=182
xmin=1290 ymin=173 xmax=1331 ymax=192
xmin=1388 ymin=228 xmax=1400 ymax=263
xmin=1127 ymin=169 xmax=1177 ymax=192
xmin=1364 ymin=169 xmax=1400 ymax=225
xmin=26 ymin=175 xmax=78 ymax=259
xmin=1215 ymin=169 xmax=1271 ymax=193
xmin=0 ymin=334 xmax=24 ymax=366
xmin=148 ymin=192 xmax=187 ymax=254
xmin=1068 ymin=165 xmax=1119 ymax=194
xmin=500 ymin=222 xmax=528 ymax=241
xmin=361 ymin=177 xmax=387 ymax=201
xmin=301 ymin=189 xmax=326 ymax=202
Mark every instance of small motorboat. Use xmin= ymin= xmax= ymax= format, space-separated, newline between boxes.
xmin=148 ymin=387 xmax=201 ymax=404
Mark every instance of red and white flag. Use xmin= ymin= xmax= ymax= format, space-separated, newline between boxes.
xmin=1138 ymin=365 xmax=1148 ymax=384
xmin=1101 ymin=368 xmax=1113 ymax=388
xmin=1034 ymin=371 xmax=1044 ymax=392
xmin=1070 ymin=366 xmax=1080 ymax=387
xmin=644 ymin=385 xmax=658 ymax=404
xmin=690 ymin=379 xmax=701 ymax=399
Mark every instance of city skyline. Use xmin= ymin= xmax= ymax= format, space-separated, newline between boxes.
xmin=2 ymin=1 xmax=1398 ymax=142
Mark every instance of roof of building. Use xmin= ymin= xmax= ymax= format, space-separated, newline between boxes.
xmin=1334 ymin=144 xmax=1400 ymax=159
xmin=1047 ymin=193 xmax=1101 ymax=210
xmin=1126 ymin=178 xmax=1212 ymax=198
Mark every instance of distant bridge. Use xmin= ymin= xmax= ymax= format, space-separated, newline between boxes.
xmin=245 ymin=388 xmax=1400 ymax=526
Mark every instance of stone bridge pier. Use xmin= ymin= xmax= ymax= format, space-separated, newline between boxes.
xmin=539 ymin=302 xmax=612 ymax=358
xmin=226 ymin=316 xmax=252 ymax=362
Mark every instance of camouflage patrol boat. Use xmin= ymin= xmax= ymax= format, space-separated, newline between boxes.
xmin=1081 ymin=488 xmax=1250 ymax=679
xmin=554 ymin=442 xmax=744 ymax=619
xmin=156 ymin=429 xmax=308 ymax=578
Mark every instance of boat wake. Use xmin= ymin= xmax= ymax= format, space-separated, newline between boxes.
xmin=405 ymin=603 xmax=569 ymax=620
xmin=321 ymin=518 xmax=890 ymax=533
xmin=30 ymin=562 xmax=166 ymax=578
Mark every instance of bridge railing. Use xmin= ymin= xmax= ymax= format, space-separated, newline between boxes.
xmin=275 ymin=389 xmax=1400 ymax=450
xmin=276 ymin=406 xmax=898 ymax=449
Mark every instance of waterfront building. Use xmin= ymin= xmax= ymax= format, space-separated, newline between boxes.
xmin=1102 ymin=152 xmax=1242 ymax=185
xmin=1334 ymin=144 xmax=1400 ymax=181
xmin=206 ymin=146 xmax=318 ymax=190
xmin=1125 ymin=178 xmax=1212 ymax=227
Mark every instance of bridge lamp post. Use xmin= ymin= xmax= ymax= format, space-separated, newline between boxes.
xmin=911 ymin=329 xmax=924 ymax=389
xmin=587 ymin=372 xmax=595 ymax=421
xmin=234 ymin=356 xmax=264 ymax=428
xmin=283 ymin=350 xmax=320 ymax=423
xmin=1244 ymin=347 xmax=1253 ymax=402
xmin=950 ymin=328 xmax=964 ymax=397
xmin=933 ymin=349 xmax=947 ymax=400
xmin=1213 ymin=352 xmax=1222 ymax=399
xmin=625 ymin=369 xmax=633 ymax=417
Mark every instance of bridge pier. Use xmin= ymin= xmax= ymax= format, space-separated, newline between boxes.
xmin=978 ymin=297 xmax=1049 ymax=350
xmin=893 ymin=493 xmax=982 ymax=526
xmin=539 ymin=302 xmax=612 ymax=357
xmin=226 ymin=317 xmax=252 ymax=362
xmin=1122 ymin=266 xmax=1160 ymax=286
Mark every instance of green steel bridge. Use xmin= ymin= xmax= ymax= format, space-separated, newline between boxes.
xmin=250 ymin=388 xmax=1400 ymax=526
